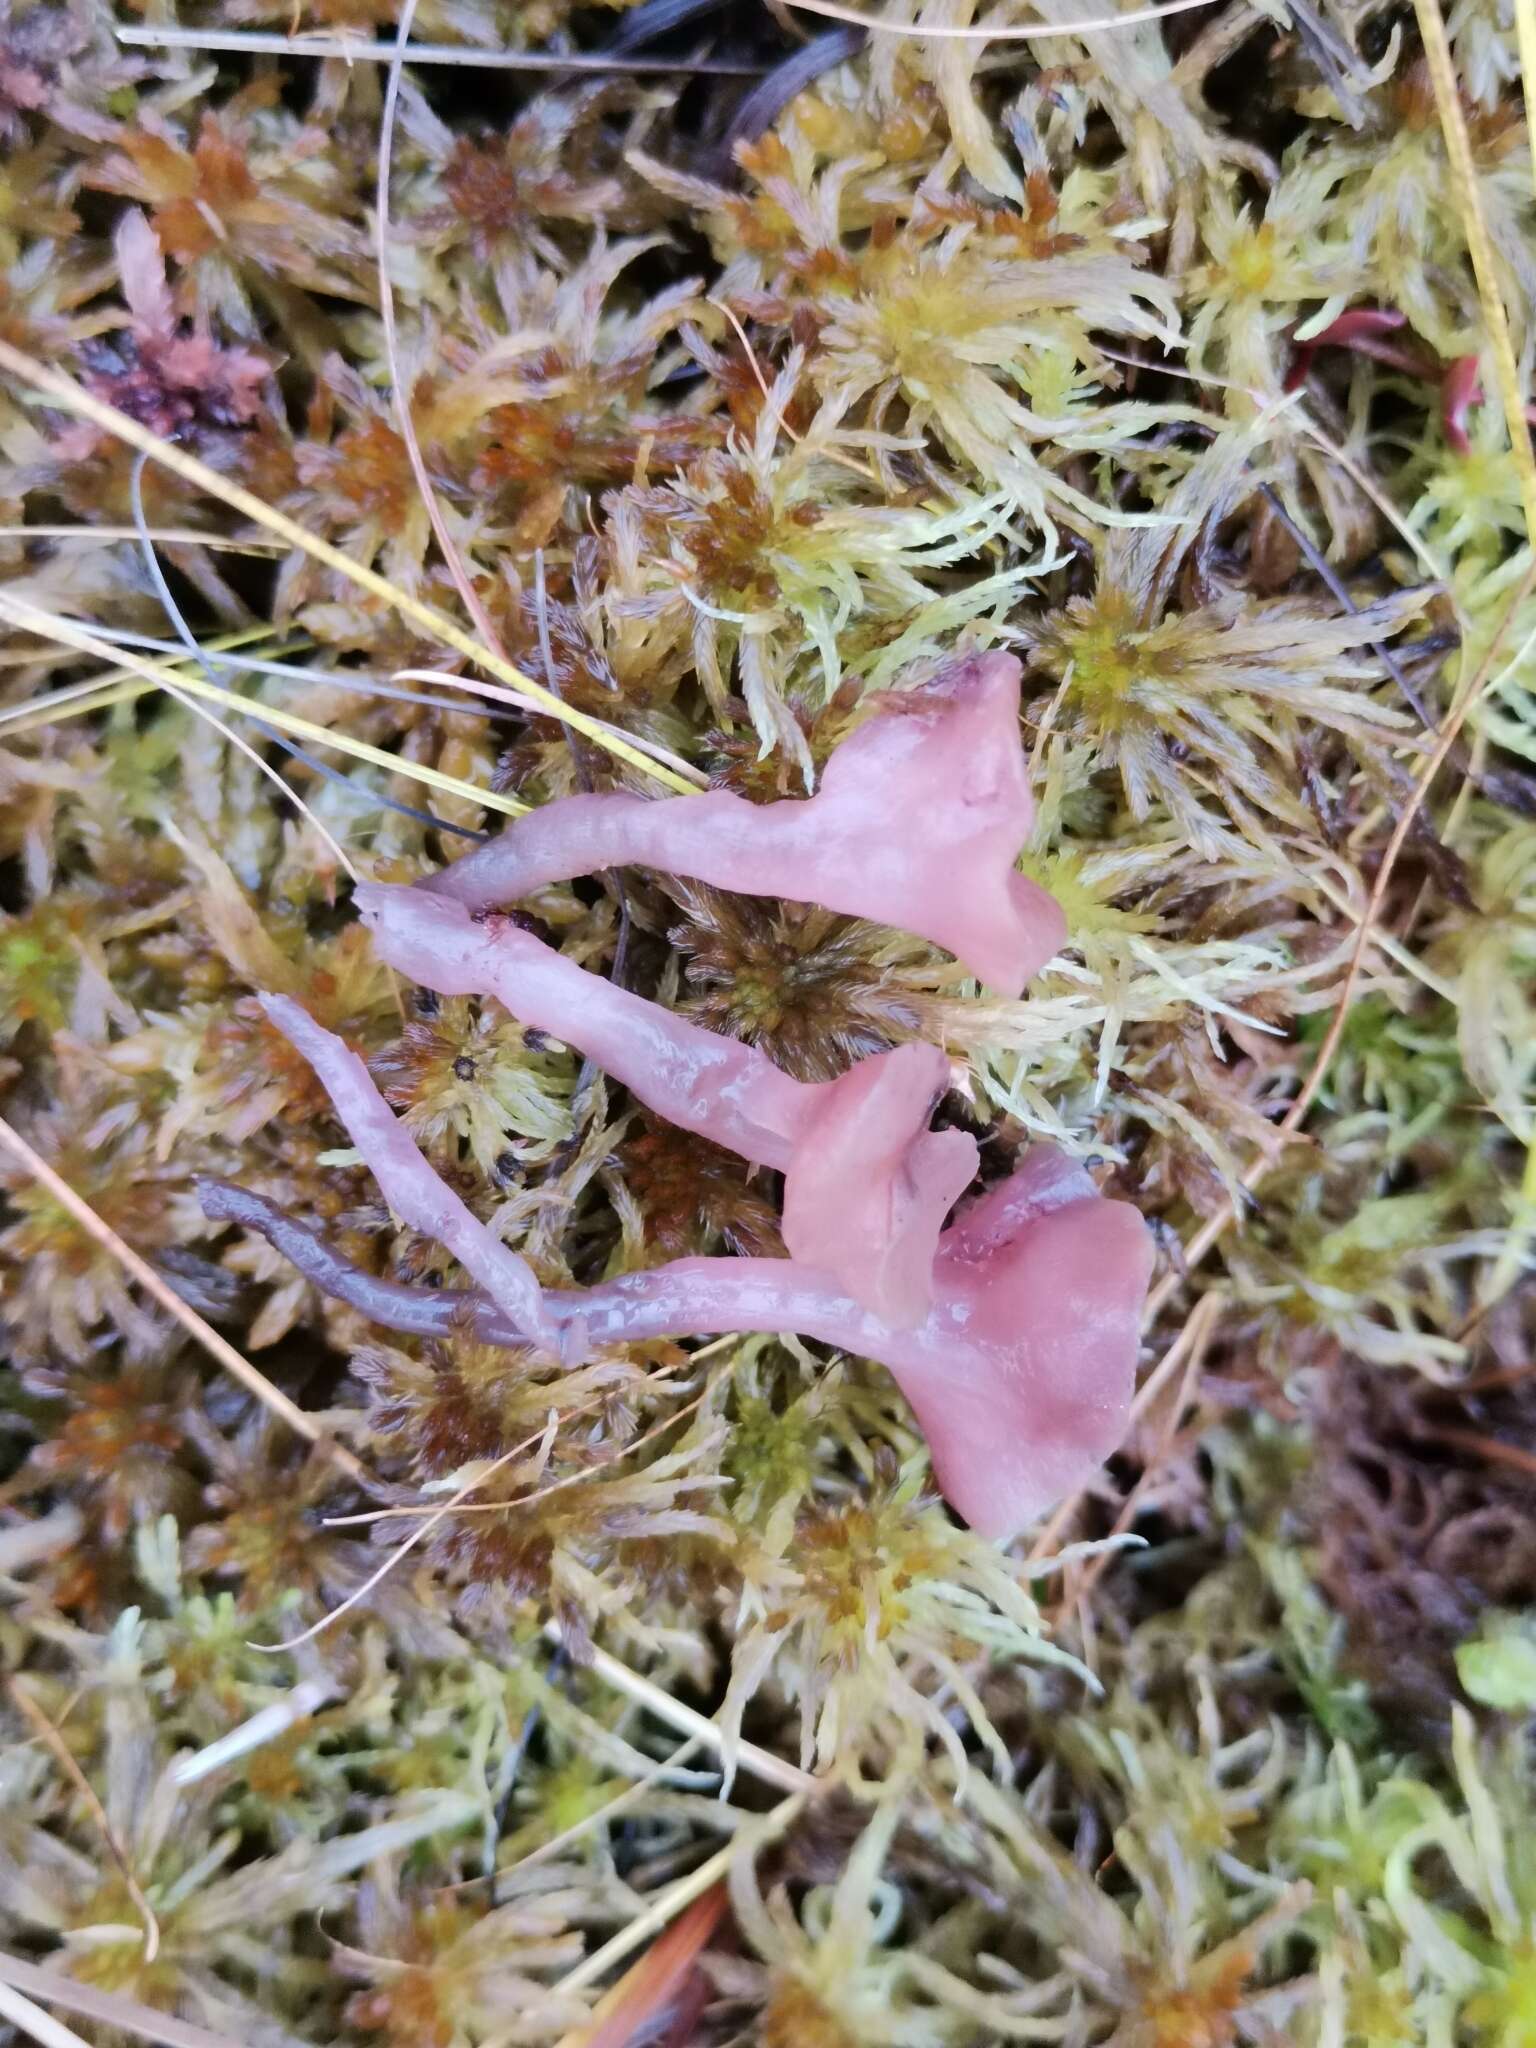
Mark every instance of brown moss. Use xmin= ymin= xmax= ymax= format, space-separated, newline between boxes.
xmin=1307 ymin=1355 xmax=1536 ymax=1735
xmin=669 ymin=888 xmax=923 ymax=1083
xmin=618 ymin=1116 xmax=784 ymax=1260
xmin=761 ymin=1978 xmax=860 ymax=2048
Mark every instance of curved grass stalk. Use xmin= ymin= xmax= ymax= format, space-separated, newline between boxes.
xmin=0 ymin=593 xmax=530 ymax=821
xmin=782 ymin=0 xmax=1220 ymax=36
xmin=0 ymin=624 xmax=284 ymax=737
xmin=0 ymin=336 xmax=704 ymax=794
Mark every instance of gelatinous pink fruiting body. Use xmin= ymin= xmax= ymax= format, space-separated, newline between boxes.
xmin=779 ymin=1044 xmax=978 ymax=1331
xmin=419 ymin=650 xmax=1066 ymax=997
xmin=908 ymin=1147 xmax=1151 ymax=1536
xmin=356 ymin=883 xmax=977 ymax=1325
xmin=203 ymin=1144 xmax=1151 ymax=1539
xmin=210 ymin=646 xmax=1156 ymax=1538
xmin=562 ymin=1147 xmax=1151 ymax=1538
xmin=257 ymin=993 xmax=559 ymax=1354
xmin=1284 ymin=306 xmax=1435 ymax=392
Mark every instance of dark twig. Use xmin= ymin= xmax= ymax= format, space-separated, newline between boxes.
xmin=1259 ymin=479 xmax=1528 ymax=856
xmin=114 ymin=25 xmax=767 ymax=72
xmin=129 ymin=454 xmax=486 ymax=842
xmin=712 ymin=26 xmax=865 ymax=174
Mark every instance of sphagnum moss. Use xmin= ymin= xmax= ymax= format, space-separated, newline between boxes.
xmin=1 ymin=0 xmax=1534 ymax=2040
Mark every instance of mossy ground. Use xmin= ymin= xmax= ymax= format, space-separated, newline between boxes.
xmin=1 ymin=0 xmax=1534 ymax=2041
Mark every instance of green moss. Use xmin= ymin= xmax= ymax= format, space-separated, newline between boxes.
xmin=0 ymin=0 xmax=1532 ymax=2034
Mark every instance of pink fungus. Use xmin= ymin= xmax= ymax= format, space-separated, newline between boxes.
xmin=418 ymin=648 xmax=1065 ymax=998
xmin=206 ymin=646 xmax=1156 ymax=1540
xmin=1285 ymin=306 xmax=1436 ymax=391
xmin=257 ymin=993 xmax=559 ymax=1355
xmin=779 ymin=1043 xmax=978 ymax=1330
xmin=203 ymin=1144 xmax=1152 ymax=1540
xmin=355 ymin=882 xmax=975 ymax=1326
xmin=1441 ymin=355 xmax=1483 ymax=456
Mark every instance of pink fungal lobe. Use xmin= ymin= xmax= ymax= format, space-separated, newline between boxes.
xmin=779 ymin=1043 xmax=977 ymax=1329
xmin=420 ymin=649 xmax=1065 ymax=997
xmin=578 ymin=1147 xmax=1151 ymax=1539
xmin=357 ymin=882 xmax=977 ymax=1325
xmin=203 ymin=1141 xmax=1151 ymax=1540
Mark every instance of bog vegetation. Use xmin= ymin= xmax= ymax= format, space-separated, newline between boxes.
xmin=0 ymin=0 xmax=1534 ymax=2040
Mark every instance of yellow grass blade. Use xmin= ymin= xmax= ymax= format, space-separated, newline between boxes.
xmin=0 ymin=626 xmax=285 ymax=737
xmin=1411 ymin=0 xmax=1536 ymax=550
xmin=0 ymin=678 xmax=147 ymax=739
xmin=0 ymin=1114 xmax=370 ymax=1482
xmin=0 ymin=594 xmax=529 ymax=821
xmin=0 ymin=336 xmax=704 ymax=794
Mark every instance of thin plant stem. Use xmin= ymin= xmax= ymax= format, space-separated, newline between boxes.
xmin=549 ymin=1625 xmax=817 ymax=1797
xmin=0 ymin=1955 xmax=242 ymax=2048
xmin=0 ymin=594 xmax=528 ymax=821
xmin=126 ymin=455 xmax=362 ymax=879
xmin=0 ymin=336 xmax=702 ymax=793
xmin=251 ymin=1413 xmax=565 ymax=1653
xmin=7 ymin=1679 xmax=161 ymax=1962
xmin=782 ymin=0 xmax=1221 ymax=37
xmin=0 ymin=1982 xmax=94 ymax=2048
xmin=0 ymin=624 xmax=284 ymax=734
xmin=325 ymin=1371 xmax=715 ymax=1523
xmin=551 ymin=1793 xmax=807 ymax=1997
xmin=113 ymin=24 xmax=766 ymax=71
xmin=493 ymin=1736 xmax=708 ymax=1885
xmin=0 ymin=1114 xmax=370 ymax=1483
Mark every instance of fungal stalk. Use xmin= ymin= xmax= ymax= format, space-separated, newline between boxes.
xmin=356 ymin=883 xmax=977 ymax=1327
xmin=418 ymin=650 xmax=1067 ymax=998
xmin=203 ymin=1146 xmax=1152 ymax=1540
xmin=257 ymin=994 xmax=560 ymax=1355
